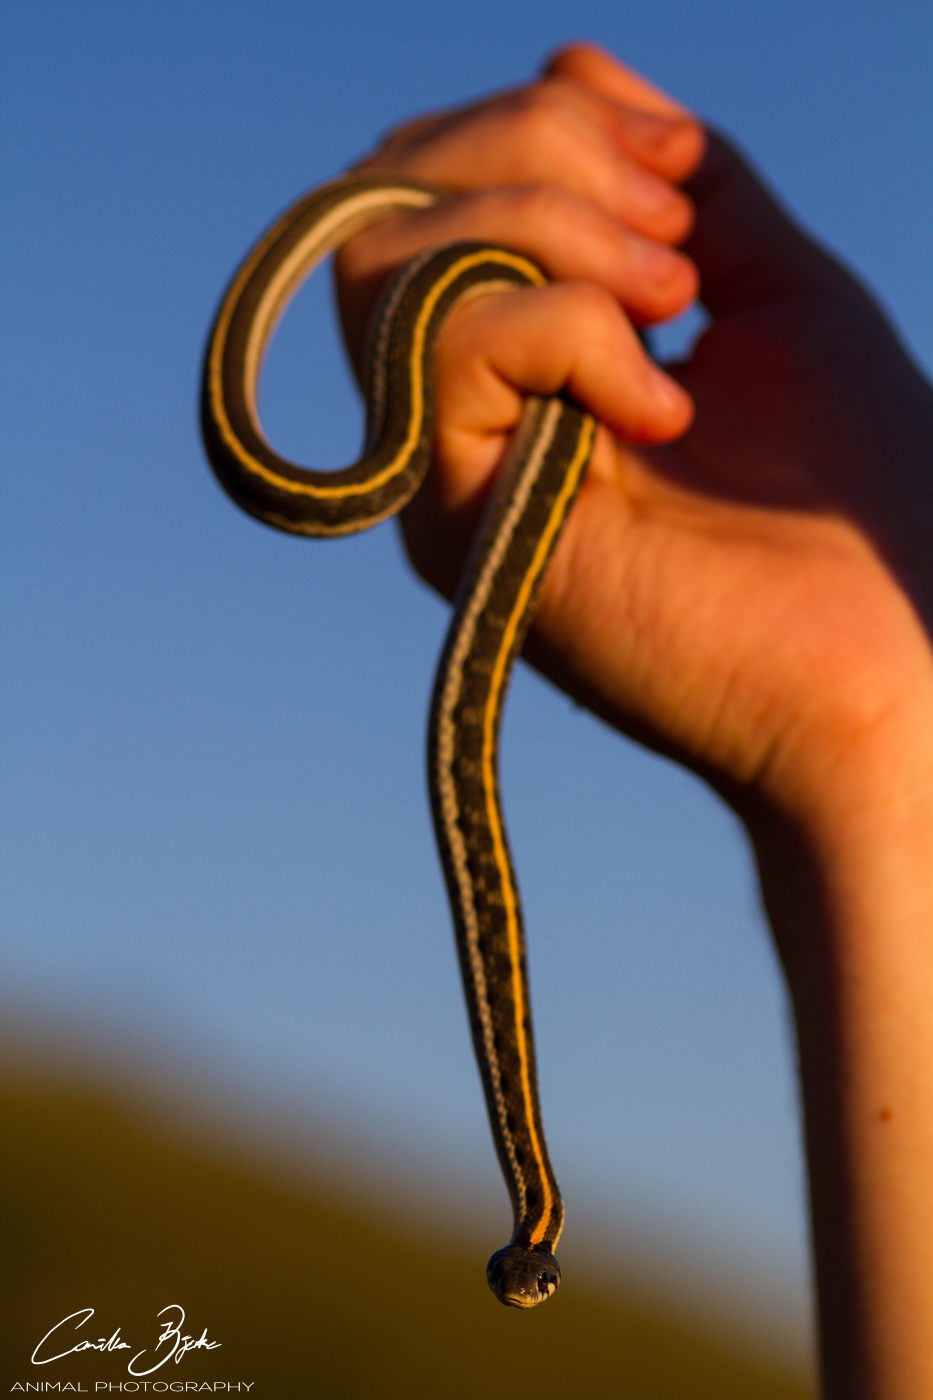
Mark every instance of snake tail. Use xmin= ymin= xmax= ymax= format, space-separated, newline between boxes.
xmin=428 ymin=396 xmax=596 ymax=1306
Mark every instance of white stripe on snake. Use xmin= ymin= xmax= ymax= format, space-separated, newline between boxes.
xmin=200 ymin=173 xmax=596 ymax=1307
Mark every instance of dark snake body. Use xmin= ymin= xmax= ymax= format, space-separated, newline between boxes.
xmin=201 ymin=174 xmax=595 ymax=1307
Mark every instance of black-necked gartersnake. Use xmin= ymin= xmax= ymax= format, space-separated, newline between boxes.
xmin=200 ymin=174 xmax=596 ymax=1308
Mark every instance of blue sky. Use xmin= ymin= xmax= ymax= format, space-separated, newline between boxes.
xmin=2 ymin=0 xmax=931 ymax=1353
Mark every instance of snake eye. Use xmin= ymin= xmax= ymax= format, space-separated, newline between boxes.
xmin=537 ymin=1271 xmax=550 ymax=1291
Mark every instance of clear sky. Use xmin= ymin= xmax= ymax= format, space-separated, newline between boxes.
xmin=2 ymin=0 xmax=931 ymax=1353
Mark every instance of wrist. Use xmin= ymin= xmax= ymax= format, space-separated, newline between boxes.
xmin=751 ymin=683 xmax=933 ymax=981
xmin=751 ymin=565 xmax=933 ymax=921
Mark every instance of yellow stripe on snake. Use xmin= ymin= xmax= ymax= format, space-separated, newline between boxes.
xmin=201 ymin=174 xmax=596 ymax=1308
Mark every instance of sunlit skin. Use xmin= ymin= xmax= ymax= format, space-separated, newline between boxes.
xmin=336 ymin=43 xmax=933 ymax=1398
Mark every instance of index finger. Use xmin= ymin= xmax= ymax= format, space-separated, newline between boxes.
xmin=544 ymin=42 xmax=693 ymax=119
xmin=359 ymin=81 xmax=698 ymax=244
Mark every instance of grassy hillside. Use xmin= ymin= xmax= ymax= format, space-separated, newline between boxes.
xmin=0 ymin=1068 xmax=812 ymax=1397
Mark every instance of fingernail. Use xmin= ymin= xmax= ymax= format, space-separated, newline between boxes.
xmin=626 ymin=165 xmax=682 ymax=216
xmin=648 ymin=363 xmax=688 ymax=412
xmin=627 ymin=110 xmax=691 ymax=145
xmin=629 ymin=235 xmax=683 ymax=285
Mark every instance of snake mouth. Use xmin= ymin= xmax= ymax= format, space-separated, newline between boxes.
xmin=501 ymin=1285 xmax=553 ymax=1309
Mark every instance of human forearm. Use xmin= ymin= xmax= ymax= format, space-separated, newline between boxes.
xmin=752 ymin=708 xmax=933 ymax=1397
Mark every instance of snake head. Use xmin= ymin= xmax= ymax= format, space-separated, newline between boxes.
xmin=487 ymin=1244 xmax=561 ymax=1309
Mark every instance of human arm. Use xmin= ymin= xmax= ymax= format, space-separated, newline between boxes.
xmin=336 ymin=44 xmax=933 ymax=1396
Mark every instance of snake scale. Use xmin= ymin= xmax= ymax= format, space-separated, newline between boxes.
xmin=200 ymin=174 xmax=596 ymax=1307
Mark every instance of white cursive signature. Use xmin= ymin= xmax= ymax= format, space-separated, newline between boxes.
xmin=31 ymin=1306 xmax=221 ymax=1375
xmin=128 ymin=1306 xmax=220 ymax=1376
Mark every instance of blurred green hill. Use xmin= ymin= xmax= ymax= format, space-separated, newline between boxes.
xmin=0 ymin=1066 xmax=812 ymax=1397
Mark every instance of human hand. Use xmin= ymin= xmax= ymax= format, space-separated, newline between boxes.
xmin=337 ymin=43 xmax=933 ymax=845
xmin=336 ymin=42 xmax=704 ymax=365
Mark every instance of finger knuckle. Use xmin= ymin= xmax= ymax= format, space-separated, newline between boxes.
xmin=565 ymin=280 xmax=619 ymax=327
xmin=505 ymin=183 xmax=574 ymax=228
xmin=504 ymin=86 xmax=568 ymax=149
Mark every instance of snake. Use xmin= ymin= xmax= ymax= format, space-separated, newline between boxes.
xmin=200 ymin=173 xmax=596 ymax=1308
